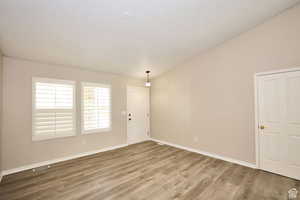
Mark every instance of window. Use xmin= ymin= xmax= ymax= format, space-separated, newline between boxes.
xmin=81 ymin=82 xmax=111 ymax=134
xmin=32 ymin=78 xmax=76 ymax=141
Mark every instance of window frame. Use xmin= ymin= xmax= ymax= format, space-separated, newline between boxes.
xmin=81 ymin=82 xmax=112 ymax=135
xmin=32 ymin=77 xmax=76 ymax=141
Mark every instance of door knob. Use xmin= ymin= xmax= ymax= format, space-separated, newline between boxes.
xmin=259 ymin=125 xmax=265 ymax=130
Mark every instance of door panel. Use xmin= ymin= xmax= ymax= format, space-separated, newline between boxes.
xmin=287 ymin=138 xmax=300 ymax=167
xmin=258 ymin=70 xmax=300 ymax=180
xmin=259 ymin=76 xmax=283 ymax=173
xmin=263 ymin=134 xmax=281 ymax=162
xmin=286 ymin=76 xmax=300 ymax=123
xmin=262 ymin=79 xmax=281 ymax=123
xmin=285 ymin=72 xmax=300 ymax=178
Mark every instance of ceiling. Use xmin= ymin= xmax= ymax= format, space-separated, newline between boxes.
xmin=0 ymin=0 xmax=299 ymax=78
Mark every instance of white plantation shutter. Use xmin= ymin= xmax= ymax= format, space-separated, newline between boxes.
xmin=82 ymin=82 xmax=111 ymax=134
xmin=32 ymin=78 xmax=76 ymax=141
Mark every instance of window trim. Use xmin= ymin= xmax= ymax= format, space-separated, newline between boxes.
xmin=81 ymin=82 xmax=112 ymax=135
xmin=32 ymin=77 xmax=76 ymax=141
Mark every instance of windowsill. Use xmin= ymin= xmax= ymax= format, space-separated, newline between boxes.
xmin=32 ymin=133 xmax=76 ymax=141
xmin=82 ymin=128 xmax=112 ymax=135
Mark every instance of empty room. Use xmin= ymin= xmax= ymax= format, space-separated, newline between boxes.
xmin=0 ymin=0 xmax=300 ymax=199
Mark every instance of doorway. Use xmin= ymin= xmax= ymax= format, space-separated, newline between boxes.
xmin=256 ymin=69 xmax=300 ymax=180
xmin=127 ymin=86 xmax=150 ymax=145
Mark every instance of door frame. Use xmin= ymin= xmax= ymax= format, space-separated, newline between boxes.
xmin=126 ymin=85 xmax=150 ymax=145
xmin=254 ymin=67 xmax=300 ymax=169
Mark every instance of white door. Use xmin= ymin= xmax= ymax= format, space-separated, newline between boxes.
xmin=127 ymin=86 xmax=150 ymax=145
xmin=258 ymin=70 xmax=300 ymax=180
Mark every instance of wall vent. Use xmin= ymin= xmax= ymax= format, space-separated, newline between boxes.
xmin=32 ymin=165 xmax=51 ymax=173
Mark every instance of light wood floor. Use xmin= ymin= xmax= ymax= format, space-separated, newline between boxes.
xmin=0 ymin=141 xmax=299 ymax=200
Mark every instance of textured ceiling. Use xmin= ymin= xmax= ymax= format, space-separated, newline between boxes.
xmin=0 ymin=0 xmax=299 ymax=78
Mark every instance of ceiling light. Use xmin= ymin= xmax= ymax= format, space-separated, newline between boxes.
xmin=145 ymin=70 xmax=151 ymax=87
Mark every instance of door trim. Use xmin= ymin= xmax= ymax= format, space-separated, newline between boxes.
xmin=254 ymin=67 xmax=300 ymax=170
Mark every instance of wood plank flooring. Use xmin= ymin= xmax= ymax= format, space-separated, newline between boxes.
xmin=0 ymin=141 xmax=299 ymax=200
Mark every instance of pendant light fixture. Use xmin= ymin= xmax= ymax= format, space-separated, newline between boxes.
xmin=145 ymin=70 xmax=151 ymax=87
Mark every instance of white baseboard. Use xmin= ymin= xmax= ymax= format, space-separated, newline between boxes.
xmin=150 ymin=138 xmax=256 ymax=169
xmin=2 ymin=143 xmax=128 ymax=176
xmin=127 ymin=138 xmax=150 ymax=145
xmin=2 ymin=139 xmax=256 ymax=176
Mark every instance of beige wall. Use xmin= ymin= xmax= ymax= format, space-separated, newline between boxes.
xmin=151 ymin=4 xmax=300 ymax=164
xmin=0 ymin=51 xmax=3 ymax=173
xmin=2 ymin=57 xmax=142 ymax=170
